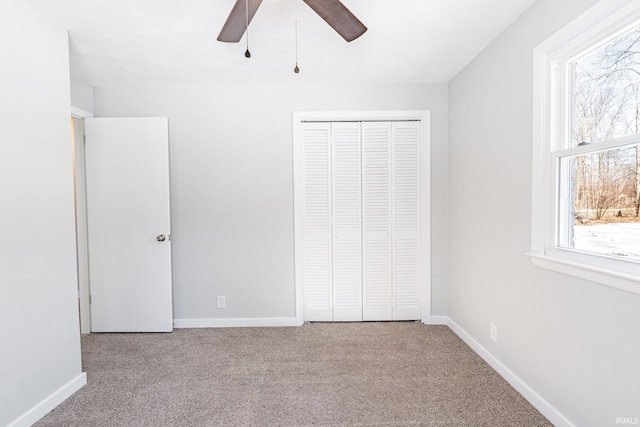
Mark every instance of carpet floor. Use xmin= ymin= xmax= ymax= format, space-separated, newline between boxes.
xmin=35 ymin=322 xmax=552 ymax=426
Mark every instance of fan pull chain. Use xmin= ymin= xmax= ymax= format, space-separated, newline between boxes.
xmin=294 ymin=0 xmax=299 ymax=73
xmin=245 ymin=0 xmax=251 ymax=58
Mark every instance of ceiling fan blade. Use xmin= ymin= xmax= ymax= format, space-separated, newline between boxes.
xmin=217 ymin=0 xmax=264 ymax=43
xmin=303 ymin=0 xmax=367 ymax=42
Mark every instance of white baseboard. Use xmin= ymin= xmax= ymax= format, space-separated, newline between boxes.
xmin=8 ymin=372 xmax=87 ymax=427
xmin=446 ymin=318 xmax=574 ymax=427
xmin=174 ymin=317 xmax=304 ymax=328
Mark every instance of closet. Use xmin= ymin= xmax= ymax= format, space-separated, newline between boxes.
xmin=294 ymin=115 xmax=427 ymax=322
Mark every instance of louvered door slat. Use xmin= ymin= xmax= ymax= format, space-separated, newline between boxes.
xmin=332 ymin=122 xmax=362 ymax=321
xmin=392 ymin=122 xmax=421 ymax=320
xmin=302 ymin=123 xmax=332 ymax=321
xmin=362 ymin=122 xmax=393 ymax=321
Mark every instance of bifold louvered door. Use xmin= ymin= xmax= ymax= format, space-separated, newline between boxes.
xmin=362 ymin=121 xmax=422 ymax=320
xmin=362 ymin=122 xmax=393 ymax=320
xmin=300 ymin=120 xmax=422 ymax=322
xmin=390 ymin=121 xmax=422 ymax=320
xmin=331 ymin=123 xmax=363 ymax=321
xmin=301 ymin=123 xmax=333 ymax=321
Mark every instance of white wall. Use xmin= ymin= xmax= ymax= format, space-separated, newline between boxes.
xmin=93 ymin=82 xmax=449 ymax=322
xmin=70 ymin=78 xmax=94 ymax=114
xmin=0 ymin=2 xmax=85 ymax=426
xmin=448 ymin=0 xmax=640 ymax=425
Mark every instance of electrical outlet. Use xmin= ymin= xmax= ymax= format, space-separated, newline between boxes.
xmin=490 ymin=323 xmax=498 ymax=343
xmin=217 ymin=296 xmax=225 ymax=309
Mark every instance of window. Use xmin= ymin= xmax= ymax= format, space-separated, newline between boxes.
xmin=532 ymin=0 xmax=640 ymax=294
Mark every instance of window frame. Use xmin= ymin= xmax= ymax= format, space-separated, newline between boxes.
xmin=531 ymin=0 xmax=640 ymax=295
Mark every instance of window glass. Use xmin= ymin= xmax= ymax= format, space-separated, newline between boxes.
xmin=559 ymin=143 xmax=640 ymax=260
xmin=563 ymin=23 xmax=640 ymax=261
xmin=572 ymin=25 xmax=640 ymax=147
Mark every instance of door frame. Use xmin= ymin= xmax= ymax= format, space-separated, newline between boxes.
xmin=292 ymin=110 xmax=432 ymax=324
xmin=71 ymin=106 xmax=93 ymax=334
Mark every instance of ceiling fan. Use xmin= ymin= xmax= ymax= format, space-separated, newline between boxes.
xmin=217 ymin=0 xmax=367 ymax=44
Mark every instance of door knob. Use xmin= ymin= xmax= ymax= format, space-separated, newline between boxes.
xmin=156 ymin=234 xmax=166 ymax=242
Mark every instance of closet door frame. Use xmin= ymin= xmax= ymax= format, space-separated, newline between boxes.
xmin=293 ymin=110 xmax=431 ymax=324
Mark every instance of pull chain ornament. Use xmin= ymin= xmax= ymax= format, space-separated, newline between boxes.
xmin=293 ymin=0 xmax=299 ymax=73
xmin=244 ymin=0 xmax=251 ymax=58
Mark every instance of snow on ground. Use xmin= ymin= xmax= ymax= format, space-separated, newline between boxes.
xmin=573 ymin=222 xmax=640 ymax=261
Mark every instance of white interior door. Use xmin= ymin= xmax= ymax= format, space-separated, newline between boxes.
xmin=362 ymin=121 xmax=423 ymax=321
xmin=71 ymin=116 xmax=91 ymax=333
xmin=331 ymin=122 xmax=362 ymax=321
xmin=301 ymin=122 xmax=333 ymax=321
xmin=391 ymin=121 xmax=422 ymax=320
xmin=84 ymin=117 xmax=173 ymax=332
xmin=362 ymin=121 xmax=393 ymax=320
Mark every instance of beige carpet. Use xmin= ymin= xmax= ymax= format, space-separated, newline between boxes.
xmin=35 ymin=322 xmax=552 ymax=426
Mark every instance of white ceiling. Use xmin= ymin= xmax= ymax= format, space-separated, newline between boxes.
xmin=26 ymin=0 xmax=536 ymax=87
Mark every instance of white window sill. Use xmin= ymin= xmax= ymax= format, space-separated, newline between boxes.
xmin=528 ymin=253 xmax=640 ymax=295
